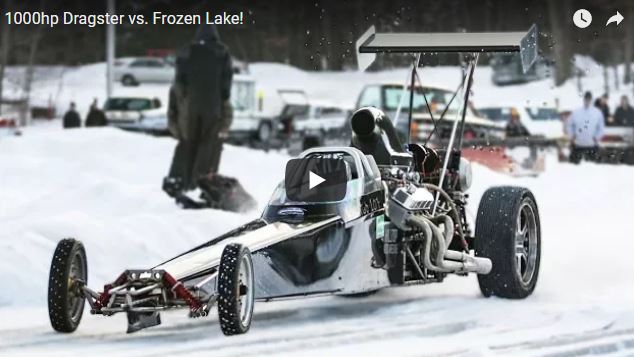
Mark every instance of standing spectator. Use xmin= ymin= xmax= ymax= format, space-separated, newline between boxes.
xmin=613 ymin=95 xmax=634 ymax=127
xmin=594 ymin=93 xmax=611 ymax=124
xmin=566 ymin=91 xmax=605 ymax=164
xmin=163 ymin=24 xmax=233 ymax=197
xmin=505 ymin=109 xmax=530 ymax=137
xmin=85 ymin=98 xmax=108 ymax=127
xmin=62 ymin=102 xmax=81 ymax=129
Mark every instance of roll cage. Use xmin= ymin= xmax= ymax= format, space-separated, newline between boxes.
xmin=355 ymin=25 xmax=538 ymax=205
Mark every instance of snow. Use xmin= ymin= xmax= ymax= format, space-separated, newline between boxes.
xmin=0 ymin=126 xmax=288 ymax=307
xmin=1 ymin=59 xmax=634 ymax=355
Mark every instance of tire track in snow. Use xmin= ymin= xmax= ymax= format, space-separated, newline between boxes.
xmin=490 ymin=325 xmax=634 ymax=356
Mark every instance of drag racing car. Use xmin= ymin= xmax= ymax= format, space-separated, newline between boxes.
xmin=47 ymin=26 xmax=542 ymax=336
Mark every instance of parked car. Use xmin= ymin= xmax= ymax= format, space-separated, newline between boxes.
xmin=227 ymin=84 xmax=308 ymax=148
xmin=490 ymin=53 xmax=551 ymax=86
xmin=478 ymin=106 xmax=565 ymax=139
xmin=289 ymin=101 xmax=352 ymax=153
xmin=104 ymin=97 xmax=166 ymax=134
xmin=226 ymin=75 xmax=279 ymax=145
xmin=114 ymin=57 xmax=175 ymax=86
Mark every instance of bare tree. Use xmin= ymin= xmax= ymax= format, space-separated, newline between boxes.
xmin=21 ymin=0 xmax=47 ymax=126
xmin=624 ymin=4 xmax=634 ymax=84
xmin=0 ymin=0 xmax=13 ymax=115
xmin=547 ymin=0 xmax=572 ymax=86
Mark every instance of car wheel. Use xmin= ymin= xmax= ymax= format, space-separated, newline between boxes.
xmin=217 ymin=243 xmax=254 ymax=336
xmin=475 ymin=186 xmax=541 ymax=299
xmin=121 ymin=75 xmax=137 ymax=86
xmin=624 ymin=148 xmax=634 ymax=165
xmin=48 ymin=238 xmax=87 ymax=333
xmin=257 ymin=122 xmax=272 ymax=143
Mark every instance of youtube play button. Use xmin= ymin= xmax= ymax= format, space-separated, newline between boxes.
xmin=309 ymin=171 xmax=325 ymax=189
xmin=285 ymin=157 xmax=348 ymax=202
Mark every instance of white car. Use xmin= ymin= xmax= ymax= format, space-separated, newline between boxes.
xmin=289 ymin=102 xmax=351 ymax=153
xmin=114 ymin=57 xmax=175 ymax=86
xmin=227 ymin=81 xmax=305 ymax=146
xmin=104 ymin=97 xmax=166 ymax=134
xmin=293 ymin=102 xmax=349 ymax=132
xmin=226 ymin=75 xmax=275 ymax=143
xmin=478 ymin=106 xmax=565 ymax=139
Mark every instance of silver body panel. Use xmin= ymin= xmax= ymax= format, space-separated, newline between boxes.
xmin=155 ymin=217 xmax=338 ymax=281
xmin=155 ymin=146 xmax=391 ymax=299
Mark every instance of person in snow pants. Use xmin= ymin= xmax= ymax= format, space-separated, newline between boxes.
xmin=164 ymin=24 xmax=233 ymax=196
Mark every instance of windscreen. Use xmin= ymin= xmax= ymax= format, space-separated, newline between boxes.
xmin=525 ymin=107 xmax=559 ymax=121
xmin=104 ymin=98 xmax=153 ymax=111
xmin=479 ymin=108 xmax=513 ymax=122
xmin=383 ymin=86 xmax=463 ymax=116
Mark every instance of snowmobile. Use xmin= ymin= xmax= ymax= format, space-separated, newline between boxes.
xmin=47 ymin=26 xmax=542 ymax=335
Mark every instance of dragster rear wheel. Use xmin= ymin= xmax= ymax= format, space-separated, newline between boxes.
xmin=217 ymin=243 xmax=254 ymax=336
xmin=475 ymin=186 xmax=541 ymax=299
xmin=48 ymin=238 xmax=87 ymax=333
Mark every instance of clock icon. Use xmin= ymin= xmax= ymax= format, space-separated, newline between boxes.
xmin=573 ymin=9 xmax=592 ymax=28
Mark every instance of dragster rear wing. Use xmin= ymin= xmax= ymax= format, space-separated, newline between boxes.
xmin=355 ymin=24 xmax=538 ymax=72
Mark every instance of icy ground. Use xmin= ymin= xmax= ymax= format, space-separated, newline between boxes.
xmin=1 ymin=125 xmax=634 ymax=356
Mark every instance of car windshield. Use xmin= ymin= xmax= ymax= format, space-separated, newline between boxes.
xmin=231 ymin=80 xmax=255 ymax=111
xmin=383 ymin=86 xmax=462 ymax=116
xmin=525 ymin=107 xmax=559 ymax=121
xmin=104 ymin=98 xmax=153 ymax=111
xmin=490 ymin=54 xmax=518 ymax=68
xmin=479 ymin=108 xmax=512 ymax=122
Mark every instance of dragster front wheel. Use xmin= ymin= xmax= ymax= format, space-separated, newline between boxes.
xmin=48 ymin=238 xmax=87 ymax=333
xmin=217 ymin=243 xmax=254 ymax=336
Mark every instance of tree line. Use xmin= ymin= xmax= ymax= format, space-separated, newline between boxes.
xmin=1 ymin=0 xmax=634 ymax=88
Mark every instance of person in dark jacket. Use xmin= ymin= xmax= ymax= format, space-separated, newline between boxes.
xmin=62 ymin=102 xmax=81 ymax=129
xmin=85 ymin=99 xmax=108 ymax=127
xmin=164 ymin=24 xmax=233 ymax=195
xmin=613 ymin=95 xmax=634 ymax=127
xmin=505 ymin=110 xmax=530 ymax=137
xmin=594 ymin=93 xmax=611 ymax=124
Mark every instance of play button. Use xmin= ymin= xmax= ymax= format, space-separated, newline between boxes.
xmin=285 ymin=157 xmax=348 ymax=202
xmin=309 ymin=171 xmax=326 ymax=189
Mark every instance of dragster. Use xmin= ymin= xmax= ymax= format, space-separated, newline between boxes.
xmin=47 ymin=26 xmax=542 ymax=335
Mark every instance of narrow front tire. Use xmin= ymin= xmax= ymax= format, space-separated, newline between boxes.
xmin=217 ymin=243 xmax=254 ymax=336
xmin=48 ymin=238 xmax=87 ymax=333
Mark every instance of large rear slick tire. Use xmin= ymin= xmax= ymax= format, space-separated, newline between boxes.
xmin=475 ymin=186 xmax=541 ymax=299
xmin=217 ymin=243 xmax=254 ymax=336
xmin=48 ymin=238 xmax=87 ymax=333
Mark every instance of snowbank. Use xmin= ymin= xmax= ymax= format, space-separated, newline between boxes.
xmin=0 ymin=127 xmax=288 ymax=305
